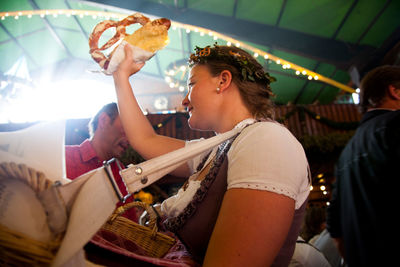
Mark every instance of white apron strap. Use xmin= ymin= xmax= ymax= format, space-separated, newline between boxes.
xmin=51 ymin=167 xmax=119 ymax=266
xmin=121 ymin=127 xmax=241 ymax=194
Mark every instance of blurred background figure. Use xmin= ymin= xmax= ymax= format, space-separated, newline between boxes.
xmin=327 ymin=65 xmax=400 ymax=267
xmin=300 ymin=205 xmax=326 ymax=243
xmin=289 ymin=235 xmax=331 ymax=267
xmin=311 ymin=229 xmax=344 ymax=267
xmin=294 ymin=204 xmax=343 ymax=266
xmin=65 ymin=102 xmax=137 ymax=221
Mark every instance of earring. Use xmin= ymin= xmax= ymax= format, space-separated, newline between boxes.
xmin=216 ymin=87 xmax=221 ymax=93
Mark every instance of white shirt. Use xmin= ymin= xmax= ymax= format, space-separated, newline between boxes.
xmin=161 ymin=119 xmax=310 ymax=216
xmin=289 ymin=237 xmax=332 ymax=267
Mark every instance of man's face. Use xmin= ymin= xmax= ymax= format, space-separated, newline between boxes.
xmin=104 ymin=115 xmax=129 ymax=159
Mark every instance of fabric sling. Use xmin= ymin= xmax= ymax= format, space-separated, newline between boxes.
xmin=53 ymin=126 xmax=243 ymax=265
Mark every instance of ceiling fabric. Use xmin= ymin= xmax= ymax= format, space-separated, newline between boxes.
xmin=0 ymin=0 xmax=399 ymax=116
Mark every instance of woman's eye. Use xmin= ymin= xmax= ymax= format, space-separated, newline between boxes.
xmin=187 ymin=83 xmax=194 ymax=91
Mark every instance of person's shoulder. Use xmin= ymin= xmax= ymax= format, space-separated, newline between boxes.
xmin=243 ymin=120 xmax=292 ymax=137
xmin=367 ymin=110 xmax=400 ymax=132
xmin=387 ymin=109 xmax=400 ymax=125
xmin=65 ymin=139 xmax=91 ymax=156
xmin=232 ymin=120 xmax=305 ymax=157
xmin=366 ymin=109 xmax=400 ymax=123
xmin=65 ymin=144 xmax=80 ymax=154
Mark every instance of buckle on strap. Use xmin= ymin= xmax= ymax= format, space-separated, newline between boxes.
xmin=103 ymin=158 xmax=132 ymax=203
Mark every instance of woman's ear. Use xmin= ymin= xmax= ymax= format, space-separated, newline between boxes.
xmin=218 ymin=70 xmax=233 ymax=92
xmin=388 ymin=85 xmax=400 ymax=100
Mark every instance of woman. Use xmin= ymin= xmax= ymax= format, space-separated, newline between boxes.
xmin=113 ymin=44 xmax=310 ymax=266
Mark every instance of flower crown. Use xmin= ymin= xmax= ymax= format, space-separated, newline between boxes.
xmin=189 ymin=44 xmax=276 ymax=86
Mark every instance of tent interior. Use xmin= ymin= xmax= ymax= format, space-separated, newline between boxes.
xmin=1 ymin=0 xmax=399 ymax=204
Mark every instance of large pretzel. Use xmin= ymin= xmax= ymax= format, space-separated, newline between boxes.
xmin=89 ymin=13 xmax=170 ymax=73
xmin=89 ymin=13 xmax=150 ymax=70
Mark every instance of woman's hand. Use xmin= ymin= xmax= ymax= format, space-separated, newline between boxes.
xmin=113 ymin=44 xmax=145 ymax=79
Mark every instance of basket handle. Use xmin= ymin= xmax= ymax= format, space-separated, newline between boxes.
xmin=110 ymin=201 xmax=159 ymax=234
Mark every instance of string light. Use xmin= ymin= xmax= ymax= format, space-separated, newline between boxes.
xmin=164 ymin=60 xmax=189 ymax=92
xmin=0 ymin=9 xmax=356 ymax=94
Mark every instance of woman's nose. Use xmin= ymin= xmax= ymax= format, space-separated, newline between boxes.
xmin=181 ymin=92 xmax=189 ymax=107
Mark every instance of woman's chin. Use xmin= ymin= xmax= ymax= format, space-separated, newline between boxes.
xmin=188 ymin=118 xmax=209 ymax=131
xmin=187 ymin=120 xmax=198 ymax=130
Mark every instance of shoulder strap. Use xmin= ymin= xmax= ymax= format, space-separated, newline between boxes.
xmin=121 ymin=127 xmax=242 ymax=193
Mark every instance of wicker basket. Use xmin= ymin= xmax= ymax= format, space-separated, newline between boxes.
xmin=0 ymin=162 xmax=61 ymax=266
xmin=101 ymin=201 xmax=176 ymax=258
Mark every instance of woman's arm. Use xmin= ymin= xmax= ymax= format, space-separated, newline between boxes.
xmin=113 ymin=45 xmax=189 ymax=177
xmin=203 ymin=188 xmax=295 ymax=267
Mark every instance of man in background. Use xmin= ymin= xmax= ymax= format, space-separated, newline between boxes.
xmin=327 ymin=65 xmax=400 ymax=266
xmin=65 ymin=102 xmax=137 ymax=221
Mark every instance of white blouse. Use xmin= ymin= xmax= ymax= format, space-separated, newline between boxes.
xmin=161 ymin=119 xmax=310 ymax=217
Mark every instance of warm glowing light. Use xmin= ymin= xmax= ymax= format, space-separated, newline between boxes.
xmin=320 ymin=185 xmax=326 ymax=191
xmin=352 ymin=92 xmax=360 ymax=104
xmin=0 ymin=79 xmax=116 ymax=123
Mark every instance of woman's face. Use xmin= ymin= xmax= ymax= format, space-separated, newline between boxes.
xmin=182 ymin=64 xmax=220 ymax=131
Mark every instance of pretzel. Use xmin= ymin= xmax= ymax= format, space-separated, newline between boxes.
xmin=89 ymin=13 xmax=151 ymax=70
xmin=89 ymin=13 xmax=170 ymax=73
